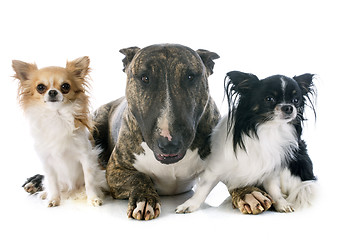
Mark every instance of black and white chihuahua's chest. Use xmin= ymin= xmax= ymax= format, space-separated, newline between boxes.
xmin=211 ymin=117 xmax=299 ymax=187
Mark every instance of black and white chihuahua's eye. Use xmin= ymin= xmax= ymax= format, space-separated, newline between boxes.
xmin=61 ymin=83 xmax=71 ymax=94
xmin=265 ymin=96 xmax=275 ymax=102
xmin=141 ymin=75 xmax=149 ymax=84
xmin=292 ymin=98 xmax=299 ymax=104
xmin=36 ymin=84 xmax=47 ymax=94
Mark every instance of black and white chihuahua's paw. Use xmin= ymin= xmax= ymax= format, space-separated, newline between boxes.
xmin=22 ymin=174 xmax=44 ymax=194
xmin=175 ymin=199 xmax=201 ymax=214
xmin=274 ymin=200 xmax=294 ymax=213
xmin=88 ymin=197 xmax=103 ymax=207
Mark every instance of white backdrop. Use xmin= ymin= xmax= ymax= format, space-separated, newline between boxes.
xmin=1 ymin=0 xmax=346 ymax=239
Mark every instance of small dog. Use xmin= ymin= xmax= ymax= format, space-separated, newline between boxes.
xmin=176 ymin=71 xmax=317 ymax=214
xmin=13 ymin=57 xmax=106 ymax=207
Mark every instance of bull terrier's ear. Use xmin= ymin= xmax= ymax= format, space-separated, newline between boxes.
xmin=225 ymin=71 xmax=259 ymax=95
xmin=66 ymin=56 xmax=90 ymax=79
xmin=293 ymin=73 xmax=315 ymax=96
xmin=12 ymin=60 xmax=38 ymax=82
xmin=196 ymin=49 xmax=220 ymax=76
xmin=119 ymin=47 xmax=141 ymax=72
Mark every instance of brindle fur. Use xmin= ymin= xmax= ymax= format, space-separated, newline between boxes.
xmin=23 ymin=44 xmax=272 ymax=217
xmin=93 ymin=44 xmax=221 ymax=220
xmin=230 ymin=186 xmax=274 ymax=214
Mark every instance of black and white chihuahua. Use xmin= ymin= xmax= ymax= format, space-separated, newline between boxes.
xmin=176 ymin=71 xmax=317 ymax=214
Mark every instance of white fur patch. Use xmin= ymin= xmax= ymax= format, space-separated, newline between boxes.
xmin=208 ymin=116 xmax=298 ymax=189
xmin=176 ymin=115 xmax=301 ymax=213
xmin=157 ymin=79 xmax=173 ymax=141
xmin=280 ymin=168 xmax=318 ymax=209
xmin=281 ymin=77 xmax=287 ymax=93
xmin=133 ymin=142 xmax=205 ymax=195
xmin=25 ymin=103 xmax=107 ymax=206
xmin=157 ymin=111 xmax=172 ymax=141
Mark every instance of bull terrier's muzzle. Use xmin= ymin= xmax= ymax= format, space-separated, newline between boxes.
xmin=155 ymin=135 xmax=186 ymax=164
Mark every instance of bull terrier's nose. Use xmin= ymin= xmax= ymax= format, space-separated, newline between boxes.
xmin=157 ymin=136 xmax=181 ymax=154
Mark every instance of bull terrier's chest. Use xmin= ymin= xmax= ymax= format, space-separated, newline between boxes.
xmin=133 ymin=142 xmax=205 ymax=195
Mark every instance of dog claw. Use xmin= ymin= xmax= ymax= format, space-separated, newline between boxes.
xmin=136 ymin=211 xmax=142 ymax=220
xmin=244 ymin=204 xmax=252 ymax=214
xmin=89 ymin=197 xmax=103 ymax=207
xmin=129 ymin=201 xmax=161 ymax=220
xmin=264 ymin=200 xmax=272 ymax=209
xmin=274 ymin=199 xmax=294 ymax=213
xmin=48 ymin=199 xmax=60 ymax=207
xmin=232 ymin=188 xmax=274 ymax=215
xmin=256 ymin=203 xmax=264 ymax=212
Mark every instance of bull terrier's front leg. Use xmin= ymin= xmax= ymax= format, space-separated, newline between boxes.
xmin=107 ymin=156 xmax=161 ymax=221
xmin=230 ymin=186 xmax=273 ymax=214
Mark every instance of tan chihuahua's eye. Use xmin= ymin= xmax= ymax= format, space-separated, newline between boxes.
xmin=61 ymin=83 xmax=70 ymax=94
xmin=36 ymin=84 xmax=47 ymax=94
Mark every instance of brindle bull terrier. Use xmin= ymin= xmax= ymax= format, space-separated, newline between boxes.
xmin=93 ymin=44 xmax=220 ymax=220
xmin=22 ymin=44 xmax=274 ymax=219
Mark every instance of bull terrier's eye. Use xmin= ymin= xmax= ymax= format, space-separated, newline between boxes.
xmin=141 ymin=75 xmax=149 ymax=84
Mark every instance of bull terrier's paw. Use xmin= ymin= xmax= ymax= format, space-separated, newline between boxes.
xmin=175 ymin=199 xmax=200 ymax=214
xmin=47 ymin=198 xmax=60 ymax=208
xmin=231 ymin=187 xmax=274 ymax=215
xmin=127 ymin=201 xmax=161 ymax=221
xmin=274 ymin=200 xmax=294 ymax=213
xmin=22 ymin=174 xmax=44 ymax=194
xmin=88 ymin=197 xmax=103 ymax=207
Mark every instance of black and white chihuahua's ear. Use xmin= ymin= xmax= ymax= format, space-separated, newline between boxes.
xmin=12 ymin=60 xmax=38 ymax=82
xmin=225 ymin=71 xmax=259 ymax=95
xmin=293 ymin=73 xmax=315 ymax=95
xmin=66 ymin=56 xmax=90 ymax=79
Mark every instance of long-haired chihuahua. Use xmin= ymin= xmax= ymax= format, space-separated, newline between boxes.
xmin=13 ymin=57 xmax=107 ymax=207
xmin=176 ymin=71 xmax=317 ymax=214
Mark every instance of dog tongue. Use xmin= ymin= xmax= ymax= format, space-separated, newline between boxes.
xmin=154 ymin=151 xmax=186 ymax=164
xmin=160 ymin=153 xmax=178 ymax=158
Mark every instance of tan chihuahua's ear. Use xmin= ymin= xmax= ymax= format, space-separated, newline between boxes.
xmin=12 ymin=60 xmax=38 ymax=81
xmin=66 ymin=56 xmax=90 ymax=79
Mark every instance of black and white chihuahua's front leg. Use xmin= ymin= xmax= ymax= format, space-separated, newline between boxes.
xmin=176 ymin=170 xmax=219 ymax=213
xmin=263 ymin=175 xmax=294 ymax=213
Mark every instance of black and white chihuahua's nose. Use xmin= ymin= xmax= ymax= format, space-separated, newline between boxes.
xmin=281 ymin=105 xmax=294 ymax=115
xmin=48 ymin=90 xmax=58 ymax=98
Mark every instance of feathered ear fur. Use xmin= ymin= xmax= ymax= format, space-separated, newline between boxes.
xmin=65 ymin=56 xmax=92 ymax=131
xmin=293 ymin=74 xmax=315 ymax=96
xmin=225 ymin=71 xmax=259 ymax=95
xmin=12 ymin=60 xmax=38 ymax=82
xmin=293 ymin=73 xmax=317 ymax=121
xmin=119 ymin=47 xmax=140 ymax=72
xmin=66 ymin=56 xmax=90 ymax=80
xmin=224 ymin=71 xmax=259 ymax=139
xmin=196 ymin=49 xmax=220 ymax=76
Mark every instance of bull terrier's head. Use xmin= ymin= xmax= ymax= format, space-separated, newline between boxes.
xmin=121 ymin=44 xmax=219 ymax=164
